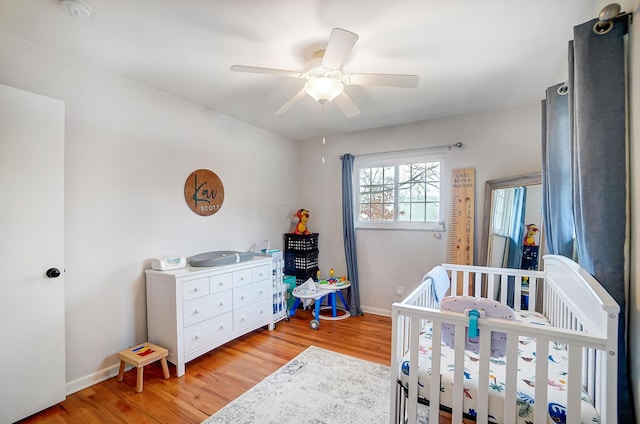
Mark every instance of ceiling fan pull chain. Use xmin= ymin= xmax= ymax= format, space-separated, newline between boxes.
xmin=321 ymin=104 xmax=326 ymax=164
xmin=322 ymin=103 xmax=326 ymax=145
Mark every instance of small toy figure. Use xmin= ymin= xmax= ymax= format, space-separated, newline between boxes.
xmin=523 ymin=224 xmax=539 ymax=246
xmin=293 ymin=208 xmax=311 ymax=235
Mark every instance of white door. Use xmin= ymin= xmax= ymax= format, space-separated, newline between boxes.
xmin=0 ymin=84 xmax=66 ymax=423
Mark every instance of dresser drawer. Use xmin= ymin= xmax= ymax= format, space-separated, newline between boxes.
xmin=252 ymin=263 xmax=271 ymax=282
xmin=183 ymin=277 xmax=210 ymax=300
xmin=233 ymin=299 xmax=271 ymax=331
xmin=183 ymin=312 xmax=233 ymax=354
xmin=209 ymin=272 xmax=232 ymax=293
xmin=233 ymin=268 xmax=252 ymax=287
xmin=233 ymin=279 xmax=271 ymax=308
xmin=183 ymin=291 xmax=232 ymax=327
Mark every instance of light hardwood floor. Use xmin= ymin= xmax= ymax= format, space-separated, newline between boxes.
xmin=18 ymin=312 xmax=393 ymax=424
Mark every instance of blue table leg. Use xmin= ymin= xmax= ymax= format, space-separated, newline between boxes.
xmin=314 ymin=295 xmax=327 ymax=321
xmin=330 ymin=292 xmax=337 ymax=316
xmin=337 ymin=290 xmax=349 ymax=310
xmin=289 ymin=297 xmax=301 ymax=317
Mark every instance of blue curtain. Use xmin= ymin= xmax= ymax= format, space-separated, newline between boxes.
xmin=505 ymin=187 xmax=526 ymax=307
xmin=543 ymin=15 xmax=633 ymax=423
xmin=541 ymin=83 xmax=575 ymax=257
xmin=341 ymin=154 xmax=362 ymax=316
xmin=506 ymin=187 xmax=526 ymax=270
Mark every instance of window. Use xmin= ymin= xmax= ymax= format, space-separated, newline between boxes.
xmin=355 ymin=154 xmax=443 ymax=230
xmin=490 ymin=187 xmax=515 ymax=236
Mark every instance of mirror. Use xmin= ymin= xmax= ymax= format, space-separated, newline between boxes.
xmin=479 ymin=172 xmax=543 ymax=270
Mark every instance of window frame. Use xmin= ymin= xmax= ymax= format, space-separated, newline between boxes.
xmin=353 ymin=153 xmax=444 ymax=231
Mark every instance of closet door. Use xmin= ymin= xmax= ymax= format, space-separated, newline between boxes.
xmin=0 ymin=84 xmax=66 ymax=422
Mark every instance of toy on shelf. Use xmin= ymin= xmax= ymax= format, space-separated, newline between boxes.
xmin=292 ymin=208 xmax=311 ymax=235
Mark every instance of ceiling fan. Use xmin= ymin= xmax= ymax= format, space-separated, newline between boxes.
xmin=230 ymin=28 xmax=419 ymax=117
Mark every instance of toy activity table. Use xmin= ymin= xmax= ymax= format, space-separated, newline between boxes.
xmin=290 ymin=279 xmax=350 ymax=329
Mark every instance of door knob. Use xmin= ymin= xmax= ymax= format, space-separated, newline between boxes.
xmin=46 ymin=268 xmax=61 ymax=278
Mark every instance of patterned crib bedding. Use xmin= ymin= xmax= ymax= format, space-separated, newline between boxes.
xmin=398 ymin=311 xmax=599 ymax=424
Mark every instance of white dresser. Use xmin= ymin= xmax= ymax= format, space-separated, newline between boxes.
xmin=145 ymin=256 xmax=273 ymax=376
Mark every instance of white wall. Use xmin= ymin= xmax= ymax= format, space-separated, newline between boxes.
xmin=0 ymin=31 xmax=299 ymax=392
xmin=297 ymin=103 xmax=542 ymax=315
xmin=628 ymin=3 xmax=640 ymax=416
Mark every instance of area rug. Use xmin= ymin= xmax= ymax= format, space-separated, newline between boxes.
xmin=202 ymin=346 xmax=394 ymax=424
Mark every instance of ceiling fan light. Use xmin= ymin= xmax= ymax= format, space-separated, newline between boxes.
xmin=304 ymin=77 xmax=344 ymax=103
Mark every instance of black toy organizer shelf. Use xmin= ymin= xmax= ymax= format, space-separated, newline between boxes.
xmin=283 ymin=233 xmax=319 ymax=285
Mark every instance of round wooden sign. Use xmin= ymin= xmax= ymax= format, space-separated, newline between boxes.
xmin=184 ymin=169 xmax=225 ymax=216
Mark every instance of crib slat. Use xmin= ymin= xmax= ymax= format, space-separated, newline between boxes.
xmin=451 ymin=271 xmax=459 ymax=296
xmin=476 ymin=329 xmax=491 ymax=424
xmin=584 ymin=347 xmax=594 ymax=401
xmin=500 ymin=274 xmax=508 ymax=305
xmin=462 ymin=271 xmax=470 ymax=296
xmin=514 ymin=275 xmax=522 ymax=310
xmin=566 ymin=344 xmax=582 ymax=424
xmin=451 ymin=323 xmax=466 ymax=422
xmin=487 ymin=274 xmax=495 ymax=301
xmin=528 ymin=277 xmax=537 ymax=311
xmin=533 ymin=338 xmax=549 ymax=424
xmin=503 ymin=333 xmax=518 ymax=421
xmin=429 ymin=320 xmax=442 ymax=424
xmin=406 ymin=316 xmax=421 ymax=424
xmin=390 ymin=311 xmax=401 ymax=423
xmin=475 ymin=272 xmax=482 ymax=297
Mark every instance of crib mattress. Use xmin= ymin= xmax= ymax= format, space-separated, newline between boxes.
xmin=398 ymin=310 xmax=599 ymax=423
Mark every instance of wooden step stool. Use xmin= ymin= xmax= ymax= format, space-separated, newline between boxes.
xmin=117 ymin=342 xmax=170 ymax=392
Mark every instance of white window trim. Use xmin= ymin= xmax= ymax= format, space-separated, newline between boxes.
xmin=353 ymin=153 xmax=445 ymax=231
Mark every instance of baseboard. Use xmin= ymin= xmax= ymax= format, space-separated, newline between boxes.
xmin=65 ymin=362 xmax=131 ymax=396
xmin=361 ymin=305 xmax=391 ymax=317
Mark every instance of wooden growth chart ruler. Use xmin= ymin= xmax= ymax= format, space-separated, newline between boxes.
xmin=447 ymin=168 xmax=475 ymax=265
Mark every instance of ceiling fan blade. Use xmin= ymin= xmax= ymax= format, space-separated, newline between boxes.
xmin=230 ymin=65 xmax=303 ymax=78
xmin=274 ymin=88 xmax=308 ymax=115
xmin=321 ymin=28 xmax=359 ymax=70
xmin=333 ymin=92 xmax=361 ymax=117
xmin=344 ymin=73 xmax=419 ymax=88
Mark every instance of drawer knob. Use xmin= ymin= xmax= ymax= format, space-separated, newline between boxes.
xmin=219 ymin=301 xmax=224 ymax=306
xmin=240 ymin=295 xmax=245 ymax=300
xmin=219 ymin=281 xmax=224 ymax=286
xmin=194 ymin=309 xmax=200 ymax=314
xmin=194 ymin=334 xmax=200 ymax=340
xmin=219 ymin=324 xmax=224 ymax=329
xmin=194 ymin=287 xmax=199 ymax=292
xmin=241 ymin=316 xmax=246 ymax=321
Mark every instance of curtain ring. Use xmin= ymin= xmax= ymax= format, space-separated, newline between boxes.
xmin=593 ymin=20 xmax=614 ymax=34
xmin=557 ymin=84 xmax=568 ymax=96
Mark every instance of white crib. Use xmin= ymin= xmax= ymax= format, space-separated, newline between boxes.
xmin=390 ymin=255 xmax=619 ymax=424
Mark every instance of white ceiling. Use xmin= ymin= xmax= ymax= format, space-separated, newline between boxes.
xmin=0 ymin=0 xmax=629 ymax=141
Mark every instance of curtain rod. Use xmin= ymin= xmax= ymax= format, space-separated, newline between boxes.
xmin=339 ymin=142 xmax=463 ymax=159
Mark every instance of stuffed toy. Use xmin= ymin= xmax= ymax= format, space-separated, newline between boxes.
xmin=523 ymin=223 xmax=539 ymax=246
xmin=293 ymin=209 xmax=311 ymax=235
